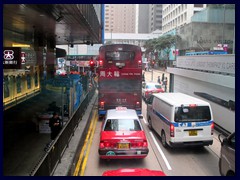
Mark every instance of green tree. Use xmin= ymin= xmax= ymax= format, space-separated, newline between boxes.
xmin=155 ymin=34 xmax=181 ymax=60
xmin=144 ymin=38 xmax=158 ymax=55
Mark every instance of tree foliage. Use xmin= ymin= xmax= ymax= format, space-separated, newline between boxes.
xmin=144 ymin=34 xmax=181 ymax=60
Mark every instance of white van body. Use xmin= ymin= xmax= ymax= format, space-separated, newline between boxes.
xmin=146 ymin=93 xmax=214 ymax=148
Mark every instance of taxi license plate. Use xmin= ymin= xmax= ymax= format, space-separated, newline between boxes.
xmin=189 ymin=130 xmax=198 ymax=136
xmin=118 ymin=143 xmax=129 ymax=149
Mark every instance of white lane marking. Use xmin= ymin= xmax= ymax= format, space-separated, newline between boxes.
xmin=149 ymin=131 xmax=172 ymax=170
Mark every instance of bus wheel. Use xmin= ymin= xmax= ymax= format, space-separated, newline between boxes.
xmin=161 ymin=131 xmax=168 ymax=148
xmin=148 ymin=117 xmax=152 ymax=130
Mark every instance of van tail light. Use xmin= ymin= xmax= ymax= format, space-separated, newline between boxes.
xmin=211 ymin=122 xmax=214 ymax=135
xmin=170 ymin=124 xmax=174 ymax=137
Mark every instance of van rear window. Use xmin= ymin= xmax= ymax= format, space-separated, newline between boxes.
xmin=174 ymin=106 xmax=211 ymax=122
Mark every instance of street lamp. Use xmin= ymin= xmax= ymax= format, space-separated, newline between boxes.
xmin=222 ymin=4 xmax=226 ymax=46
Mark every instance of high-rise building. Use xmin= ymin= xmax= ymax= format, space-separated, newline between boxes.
xmin=162 ymin=4 xmax=207 ymax=34
xmin=138 ymin=4 xmax=149 ymax=33
xmin=138 ymin=4 xmax=163 ymax=34
xmin=148 ymin=4 xmax=163 ymax=33
xmin=104 ymin=4 xmax=136 ymax=33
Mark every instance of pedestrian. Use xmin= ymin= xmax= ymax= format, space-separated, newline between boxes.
xmin=157 ymin=76 xmax=161 ymax=84
xmin=142 ymin=72 xmax=145 ymax=81
xmin=49 ymin=112 xmax=62 ymax=140
xmin=163 ymin=77 xmax=168 ymax=92
xmin=162 ymin=73 xmax=165 ymax=82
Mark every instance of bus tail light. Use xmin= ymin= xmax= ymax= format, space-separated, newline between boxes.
xmin=138 ymin=60 xmax=142 ymax=68
xmin=170 ymin=124 xmax=174 ymax=137
xmin=99 ymin=59 xmax=103 ymax=67
xmin=211 ymin=122 xmax=214 ymax=135
xmin=135 ymin=101 xmax=140 ymax=107
xmin=100 ymin=101 xmax=105 ymax=109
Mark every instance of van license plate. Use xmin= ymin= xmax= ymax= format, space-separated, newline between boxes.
xmin=189 ymin=130 xmax=197 ymax=136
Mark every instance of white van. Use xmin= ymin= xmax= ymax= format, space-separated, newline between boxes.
xmin=146 ymin=93 xmax=214 ymax=148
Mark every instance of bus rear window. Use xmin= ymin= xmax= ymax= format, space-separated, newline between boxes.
xmin=174 ymin=106 xmax=211 ymax=122
xmin=106 ymin=51 xmax=135 ymax=61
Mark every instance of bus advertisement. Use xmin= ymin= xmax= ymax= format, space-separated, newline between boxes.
xmin=98 ymin=44 xmax=142 ymax=117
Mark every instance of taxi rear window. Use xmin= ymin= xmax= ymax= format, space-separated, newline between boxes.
xmin=104 ymin=119 xmax=142 ymax=131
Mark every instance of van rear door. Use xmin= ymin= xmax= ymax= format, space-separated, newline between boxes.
xmin=173 ymin=105 xmax=213 ymax=142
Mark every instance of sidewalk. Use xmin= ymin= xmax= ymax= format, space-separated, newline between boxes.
xmin=53 ymin=91 xmax=98 ymax=176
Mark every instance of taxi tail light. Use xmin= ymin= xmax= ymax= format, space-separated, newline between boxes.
xmin=211 ymin=122 xmax=214 ymax=135
xmin=170 ymin=124 xmax=174 ymax=137
xmin=131 ymin=140 xmax=148 ymax=148
xmin=100 ymin=141 xmax=116 ymax=149
xmin=143 ymin=140 xmax=148 ymax=147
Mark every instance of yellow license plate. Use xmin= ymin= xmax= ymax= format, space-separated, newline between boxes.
xmin=189 ymin=130 xmax=198 ymax=136
xmin=118 ymin=143 xmax=129 ymax=149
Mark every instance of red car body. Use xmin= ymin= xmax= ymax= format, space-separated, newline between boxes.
xmin=102 ymin=168 xmax=166 ymax=176
xmin=142 ymin=82 xmax=164 ymax=101
xmin=98 ymin=108 xmax=149 ymax=159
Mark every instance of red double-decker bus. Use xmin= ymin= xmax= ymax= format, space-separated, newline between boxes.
xmin=98 ymin=44 xmax=142 ymax=117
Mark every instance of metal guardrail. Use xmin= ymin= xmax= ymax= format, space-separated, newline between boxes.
xmin=29 ymin=87 xmax=96 ymax=176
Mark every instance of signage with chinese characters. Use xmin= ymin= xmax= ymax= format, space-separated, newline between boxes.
xmin=99 ymin=69 xmax=141 ymax=79
xmin=3 ymin=47 xmax=21 ymax=69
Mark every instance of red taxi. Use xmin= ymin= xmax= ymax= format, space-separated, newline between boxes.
xmin=142 ymin=82 xmax=164 ymax=101
xmin=102 ymin=168 xmax=166 ymax=176
xmin=98 ymin=107 xmax=149 ymax=159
